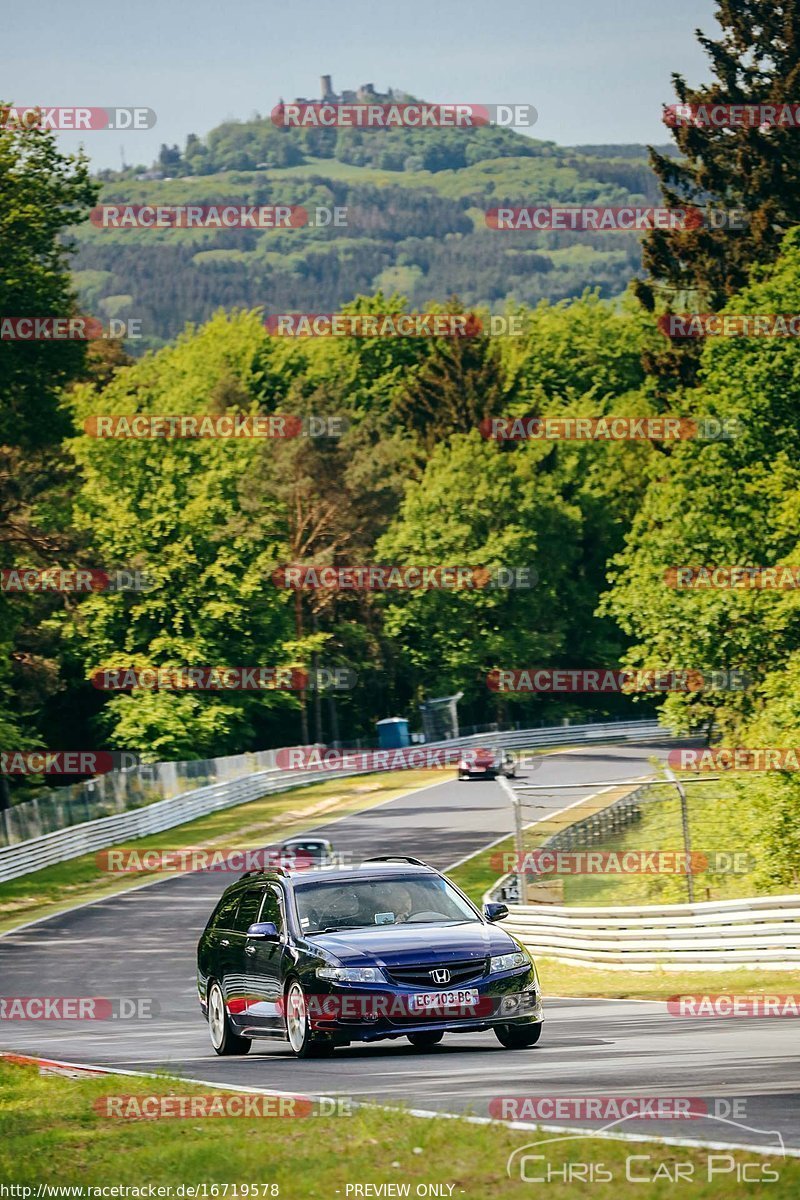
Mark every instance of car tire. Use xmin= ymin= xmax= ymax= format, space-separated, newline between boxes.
xmin=207 ymin=981 xmax=251 ymax=1056
xmin=407 ymin=1031 xmax=444 ymax=1049
xmin=285 ymin=978 xmax=335 ymax=1058
xmin=494 ymin=1021 xmax=542 ymax=1049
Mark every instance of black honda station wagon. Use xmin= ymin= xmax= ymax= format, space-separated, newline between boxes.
xmin=197 ymin=856 xmax=543 ymax=1057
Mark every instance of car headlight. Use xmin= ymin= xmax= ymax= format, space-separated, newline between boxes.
xmin=317 ymin=966 xmax=386 ymax=984
xmin=490 ymin=951 xmax=529 ymax=973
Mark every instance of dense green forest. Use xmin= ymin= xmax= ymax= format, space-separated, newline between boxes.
xmin=73 ymin=121 xmax=666 ymax=351
xmin=1 ymin=0 xmax=800 ymax=886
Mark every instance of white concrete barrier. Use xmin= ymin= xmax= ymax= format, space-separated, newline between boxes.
xmin=497 ymin=893 xmax=800 ymax=970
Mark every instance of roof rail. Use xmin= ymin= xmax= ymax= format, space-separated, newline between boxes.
xmin=361 ymin=855 xmax=430 ymax=867
xmin=239 ymin=865 xmax=289 ymax=880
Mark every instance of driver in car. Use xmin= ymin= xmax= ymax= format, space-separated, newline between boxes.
xmin=391 ymin=884 xmax=415 ymax=923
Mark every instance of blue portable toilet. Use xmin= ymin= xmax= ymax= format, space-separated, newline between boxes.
xmin=376 ymin=717 xmax=410 ymax=749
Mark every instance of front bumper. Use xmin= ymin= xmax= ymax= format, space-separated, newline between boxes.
xmin=306 ymin=970 xmax=543 ymax=1043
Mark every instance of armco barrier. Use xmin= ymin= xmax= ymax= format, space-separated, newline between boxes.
xmin=0 ymin=746 xmax=284 ymax=846
xmin=0 ymin=718 xmax=667 ymax=884
xmin=437 ymin=718 xmax=665 ymax=754
xmin=0 ymin=763 xmax=364 ymax=885
xmin=496 ymin=893 xmax=800 ymax=970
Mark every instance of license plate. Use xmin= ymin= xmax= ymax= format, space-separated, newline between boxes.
xmin=410 ymin=987 xmax=479 ymax=1010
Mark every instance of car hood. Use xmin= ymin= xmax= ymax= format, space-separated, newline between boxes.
xmin=306 ymin=921 xmax=517 ymax=966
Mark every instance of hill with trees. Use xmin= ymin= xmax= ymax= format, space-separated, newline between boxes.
xmin=3 ymin=3 xmax=800 ymax=892
xmin=72 ymin=113 xmax=670 ymax=352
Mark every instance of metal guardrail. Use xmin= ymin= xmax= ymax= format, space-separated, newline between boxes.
xmin=431 ymin=718 xmax=666 ymax=754
xmin=0 ymin=762 xmax=370 ymax=885
xmin=496 ymin=893 xmax=800 ymax=969
xmin=0 ymin=746 xmax=285 ymax=847
xmin=0 ymin=717 xmax=668 ymax=884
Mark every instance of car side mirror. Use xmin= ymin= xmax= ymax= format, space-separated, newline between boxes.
xmin=484 ymin=902 xmax=509 ymax=923
xmin=247 ymin=921 xmax=279 ymax=941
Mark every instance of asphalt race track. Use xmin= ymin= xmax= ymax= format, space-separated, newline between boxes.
xmin=1 ymin=742 xmax=798 ymax=1155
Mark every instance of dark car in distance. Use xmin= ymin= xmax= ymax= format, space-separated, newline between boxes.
xmin=197 ymin=856 xmax=543 ymax=1058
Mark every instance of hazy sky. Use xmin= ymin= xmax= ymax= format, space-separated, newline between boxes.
xmin=4 ymin=0 xmax=719 ymax=171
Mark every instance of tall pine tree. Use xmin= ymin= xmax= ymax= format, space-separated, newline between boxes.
xmin=636 ymin=1 xmax=800 ymax=383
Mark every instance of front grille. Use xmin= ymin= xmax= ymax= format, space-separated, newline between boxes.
xmin=386 ymin=958 xmax=488 ymax=987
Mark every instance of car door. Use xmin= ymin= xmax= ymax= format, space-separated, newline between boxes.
xmin=203 ymin=887 xmax=242 ymax=1010
xmin=224 ymin=884 xmax=267 ymax=1029
xmin=240 ymin=883 xmax=288 ymax=1034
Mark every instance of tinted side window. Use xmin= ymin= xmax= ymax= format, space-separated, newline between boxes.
xmin=208 ymin=889 xmax=240 ymax=930
xmin=261 ymin=886 xmax=283 ymax=932
xmin=234 ymin=887 xmax=265 ymax=933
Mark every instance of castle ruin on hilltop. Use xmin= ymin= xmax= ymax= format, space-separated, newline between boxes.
xmin=290 ymin=76 xmax=412 ymax=106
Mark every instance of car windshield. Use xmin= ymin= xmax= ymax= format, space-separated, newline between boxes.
xmin=294 ymin=874 xmax=480 ymax=934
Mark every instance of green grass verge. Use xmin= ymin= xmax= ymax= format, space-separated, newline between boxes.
xmin=1 ymin=1060 xmax=795 ymax=1195
xmin=450 ymin=767 xmax=798 ymax=908
xmin=537 ymin=959 xmax=800 ymax=1000
xmin=555 ymin=779 xmax=790 ymax=906
xmin=0 ymin=768 xmax=443 ymax=934
xmin=448 ymin=806 xmax=800 ymax=1001
xmin=447 ymin=751 xmax=620 ymax=905
xmin=449 ymin=835 xmax=514 ymax=905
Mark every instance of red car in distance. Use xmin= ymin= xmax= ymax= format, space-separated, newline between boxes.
xmin=457 ymin=746 xmax=517 ymax=781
